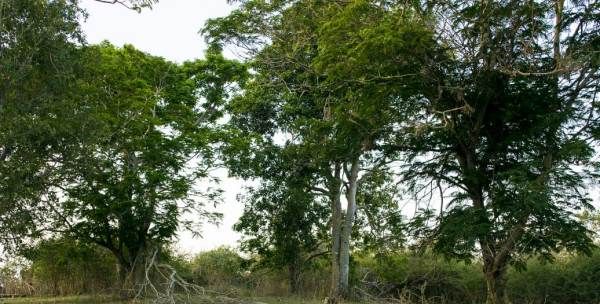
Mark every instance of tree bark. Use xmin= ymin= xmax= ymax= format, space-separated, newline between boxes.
xmin=117 ymin=260 xmax=133 ymax=299
xmin=338 ymin=158 xmax=359 ymax=297
xmin=483 ymin=260 xmax=508 ymax=304
xmin=327 ymin=163 xmax=342 ymax=304
xmin=113 ymin=248 xmax=145 ymax=299
xmin=288 ymin=259 xmax=301 ymax=294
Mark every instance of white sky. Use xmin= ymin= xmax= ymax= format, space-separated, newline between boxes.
xmin=80 ymin=0 xmax=244 ymax=254
xmin=80 ymin=0 xmax=233 ymax=63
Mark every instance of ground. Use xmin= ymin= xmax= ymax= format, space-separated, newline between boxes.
xmin=0 ymin=296 xmax=326 ymax=304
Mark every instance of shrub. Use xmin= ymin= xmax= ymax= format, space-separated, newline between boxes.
xmin=354 ymin=251 xmax=485 ymax=303
xmin=507 ymin=249 xmax=600 ymax=304
xmin=189 ymin=247 xmax=244 ymax=288
xmin=25 ymin=238 xmax=118 ymax=296
xmin=354 ymin=249 xmax=600 ymax=304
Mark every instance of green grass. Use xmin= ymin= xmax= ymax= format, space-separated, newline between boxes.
xmin=0 ymin=295 xmax=327 ymax=304
xmin=1 ymin=295 xmax=124 ymax=304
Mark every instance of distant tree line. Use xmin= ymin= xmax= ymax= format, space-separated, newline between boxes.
xmin=3 ymin=238 xmax=600 ymax=303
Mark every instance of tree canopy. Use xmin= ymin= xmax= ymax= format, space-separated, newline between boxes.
xmin=0 ymin=1 xmax=599 ymax=304
xmin=0 ymin=0 xmax=85 ymax=251
xmin=206 ymin=1 xmax=600 ymax=303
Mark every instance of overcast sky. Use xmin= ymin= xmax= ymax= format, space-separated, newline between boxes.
xmin=80 ymin=0 xmax=244 ymax=254
xmin=80 ymin=0 xmax=233 ymax=62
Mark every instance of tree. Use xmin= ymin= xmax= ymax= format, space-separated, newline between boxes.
xmin=204 ymin=1 xmax=346 ymax=298
xmin=93 ymin=0 xmax=157 ymax=12
xmin=204 ymin=1 xmax=432 ymax=301
xmin=0 ymin=0 xmax=171 ymax=257
xmin=48 ymin=43 xmax=231 ymax=292
xmin=233 ymin=147 xmax=329 ymax=293
xmin=311 ymin=4 xmax=435 ymax=299
xmin=0 ymin=0 xmax=85 ymax=251
xmin=363 ymin=1 xmax=598 ymax=303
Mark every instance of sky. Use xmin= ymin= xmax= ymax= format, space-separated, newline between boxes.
xmin=79 ymin=0 xmax=244 ymax=254
xmin=80 ymin=0 xmax=233 ymax=63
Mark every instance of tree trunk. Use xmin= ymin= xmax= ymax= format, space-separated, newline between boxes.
xmin=288 ymin=260 xmax=301 ymax=294
xmin=482 ymin=246 xmax=509 ymax=304
xmin=484 ymin=267 xmax=507 ymax=304
xmin=338 ymin=158 xmax=359 ymax=297
xmin=114 ymin=248 xmax=145 ymax=299
xmin=117 ymin=261 xmax=134 ymax=299
xmin=327 ymin=164 xmax=342 ymax=304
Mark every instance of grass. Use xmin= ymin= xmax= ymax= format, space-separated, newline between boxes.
xmin=0 ymin=295 xmax=327 ymax=304
xmin=0 ymin=295 xmax=123 ymax=304
xmin=248 ymin=296 xmax=323 ymax=304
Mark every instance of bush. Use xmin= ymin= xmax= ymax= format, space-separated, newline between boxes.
xmin=353 ymin=249 xmax=600 ymax=304
xmin=354 ymin=251 xmax=485 ymax=303
xmin=25 ymin=238 xmax=118 ymax=296
xmin=185 ymin=247 xmax=330 ymax=298
xmin=507 ymin=250 xmax=600 ymax=304
xmin=241 ymin=255 xmax=330 ymax=298
xmin=189 ymin=247 xmax=244 ymax=288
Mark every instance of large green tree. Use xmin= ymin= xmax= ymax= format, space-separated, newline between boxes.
xmin=50 ymin=43 xmax=237 ymax=291
xmin=412 ymin=2 xmax=599 ymax=303
xmin=204 ymin=1 xmax=432 ymax=301
xmin=0 ymin=0 xmax=159 ymax=256
xmin=0 ymin=0 xmax=85 ymax=251
xmin=314 ymin=1 xmax=600 ymax=303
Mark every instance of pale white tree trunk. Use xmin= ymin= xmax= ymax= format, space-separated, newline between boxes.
xmin=327 ymin=163 xmax=343 ymax=303
xmin=338 ymin=158 xmax=359 ymax=297
xmin=326 ymin=157 xmax=363 ymax=304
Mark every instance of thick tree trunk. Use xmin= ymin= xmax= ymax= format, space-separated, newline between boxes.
xmin=338 ymin=159 xmax=359 ymax=297
xmin=327 ymin=159 xmax=360 ymax=303
xmin=288 ymin=260 xmax=301 ymax=294
xmin=117 ymin=261 xmax=134 ymax=299
xmin=483 ymin=266 xmax=507 ymax=304
xmin=114 ymin=249 xmax=145 ymax=299
xmin=328 ymin=191 xmax=342 ymax=303
xmin=481 ymin=237 xmax=512 ymax=304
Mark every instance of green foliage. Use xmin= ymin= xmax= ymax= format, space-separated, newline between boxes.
xmin=0 ymin=0 xmax=84 ymax=251
xmin=232 ymin=143 xmax=331 ymax=288
xmin=235 ymin=179 xmax=329 ymax=268
xmin=189 ymin=247 xmax=244 ymax=287
xmin=355 ymin=251 xmax=485 ymax=303
xmin=50 ymin=43 xmax=222 ymax=277
xmin=507 ymin=250 xmax=600 ymax=304
xmin=353 ymin=170 xmax=406 ymax=253
xmin=25 ymin=238 xmax=117 ymax=296
xmin=314 ymin=0 xmax=435 ymax=100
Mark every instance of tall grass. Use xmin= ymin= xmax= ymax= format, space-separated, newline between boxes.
xmin=4 ymin=244 xmax=600 ymax=303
